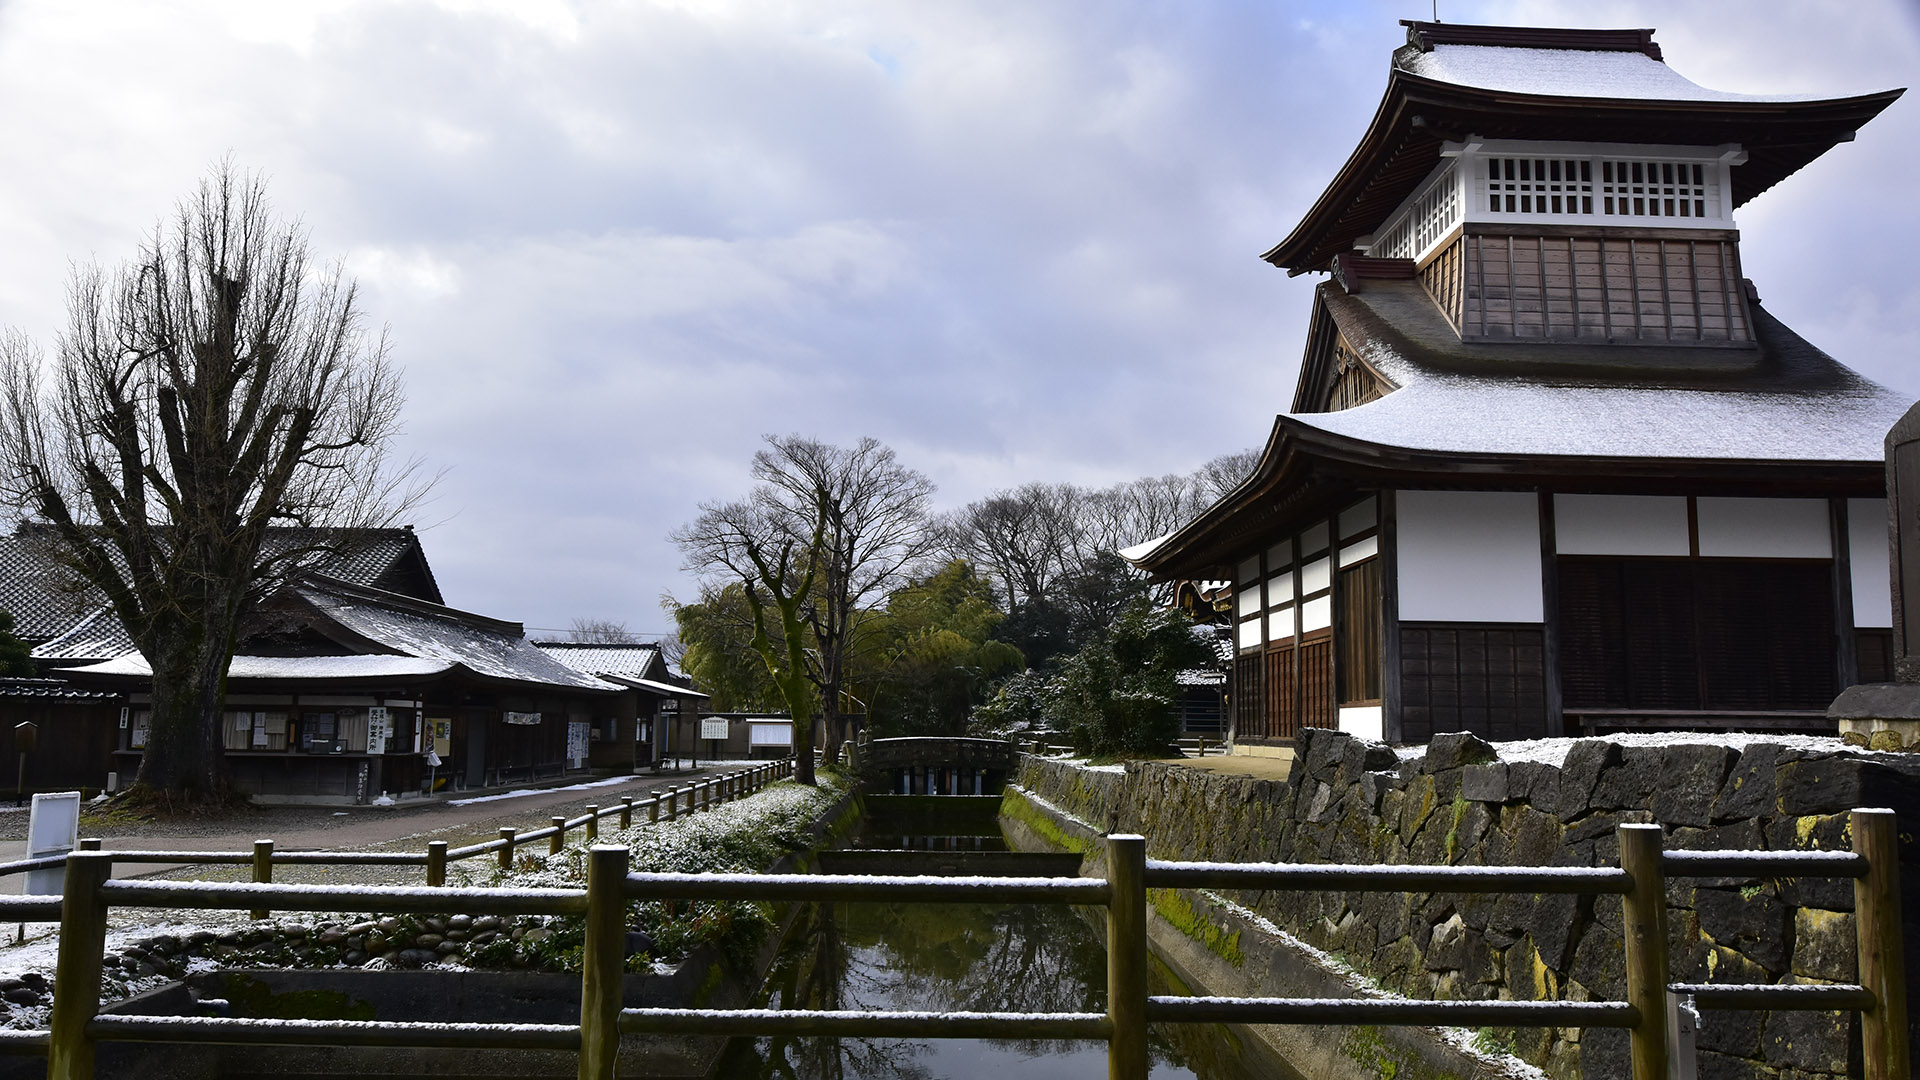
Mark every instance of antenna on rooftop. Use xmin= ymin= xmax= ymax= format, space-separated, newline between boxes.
xmin=1432 ymin=1 xmax=1440 ymax=21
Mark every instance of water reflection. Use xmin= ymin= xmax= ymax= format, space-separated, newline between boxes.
xmin=716 ymin=898 xmax=1291 ymax=1080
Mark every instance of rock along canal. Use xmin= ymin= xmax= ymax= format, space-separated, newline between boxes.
xmin=715 ymin=794 xmax=1300 ymax=1080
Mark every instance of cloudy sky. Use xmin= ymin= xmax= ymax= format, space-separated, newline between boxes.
xmin=0 ymin=0 xmax=1915 ymax=639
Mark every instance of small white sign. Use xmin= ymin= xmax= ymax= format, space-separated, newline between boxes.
xmin=25 ymin=792 xmax=80 ymax=896
xmin=504 ymin=711 xmax=542 ymax=726
xmin=566 ymin=721 xmax=590 ymax=766
xmin=700 ymin=717 xmax=729 ymax=741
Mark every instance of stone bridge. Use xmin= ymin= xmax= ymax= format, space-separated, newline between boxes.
xmin=858 ymin=736 xmax=1017 ymax=794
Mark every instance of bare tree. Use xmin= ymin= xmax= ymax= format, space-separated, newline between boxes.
xmin=673 ymin=435 xmax=935 ymax=777
xmin=568 ymin=617 xmax=640 ymax=644
xmin=0 ymin=165 xmax=425 ymax=802
xmin=672 ymin=495 xmax=824 ymax=784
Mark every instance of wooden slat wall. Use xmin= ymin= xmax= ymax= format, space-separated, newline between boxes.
xmin=1418 ymin=237 xmax=1464 ymax=331
xmin=1234 ymin=655 xmax=1262 ymax=740
xmin=1300 ymin=636 xmax=1336 ymax=730
xmin=1398 ymin=624 xmax=1549 ymax=743
xmin=1858 ymin=629 xmax=1894 ymax=685
xmin=1462 ymin=229 xmax=1749 ymax=344
xmin=1263 ymin=643 xmax=1297 ymax=739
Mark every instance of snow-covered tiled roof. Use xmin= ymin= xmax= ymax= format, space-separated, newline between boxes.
xmin=292 ymin=579 xmax=614 ymax=693
xmin=1398 ymin=44 xmax=1841 ymax=103
xmin=30 ymin=607 xmax=134 ymax=663
xmin=64 ymin=654 xmax=453 ymax=680
xmin=533 ymin=642 xmax=663 ymax=681
xmin=1297 ymin=280 xmax=1910 ymax=463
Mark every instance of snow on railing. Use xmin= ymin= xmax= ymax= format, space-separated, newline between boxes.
xmin=15 ymin=800 xmax=1910 ymax=1080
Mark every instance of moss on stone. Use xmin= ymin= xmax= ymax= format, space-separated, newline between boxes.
xmin=1149 ymin=887 xmax=1243 ymax=968
xmin=998 ymin=789 xmax=1092 ymax=854
xmin=691 ymin=960 xmax=727 ymax=1008
xmin=220 ymin=974 xmax=377 ymax=1021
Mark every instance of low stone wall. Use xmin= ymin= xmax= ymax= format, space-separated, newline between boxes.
xmin=1014 ymin=732 xmax=1920 ymax=1080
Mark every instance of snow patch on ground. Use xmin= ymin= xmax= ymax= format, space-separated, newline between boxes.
xmin=447 ymin=773 xmax=643 ymax=806
xmin=1492 ymin=731 xmax=1881 ymax=768
xmin=1004 ymin=785 xmax=1101 ymax=836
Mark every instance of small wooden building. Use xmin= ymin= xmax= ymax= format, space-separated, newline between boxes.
xmin=532 ymin=642 xmax=709 ymax=770
xmin=1129 ymin=22 xmax=1909 ymax=749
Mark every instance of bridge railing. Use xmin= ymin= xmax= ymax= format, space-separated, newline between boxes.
xmin=14 ymin=806 xmax=1907 ymax=1080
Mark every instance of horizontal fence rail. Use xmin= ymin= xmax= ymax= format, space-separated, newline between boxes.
xmin=12 ymin=792 xmax=1905 ymax=1080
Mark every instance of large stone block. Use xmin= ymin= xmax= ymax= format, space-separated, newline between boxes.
xmin=1790 ymin=908 xmax=1857 ymax=983
xmin=1776 ymin=756 xmax=1903 ymax=816
xmin=1297 ymin=728 xmax=1351 ymax=785
xmin=1461 ymin=762 xmax=1509 ymax=803
xmin=1505 ymin=759 xmax=1558 ymax=806
xmin=1694 ymin=1049 xmax=1771 ymax=1080
xmin=1649 ymin=744 xmax=1740 ymax=827
xmin=1568 ymin=920 xmax=1626 ymax=1000
xmin=1553 ymin=740 xmax=1621 ymax=817
xmin=1708 ymin=742 xmax=1791 ymax=822
xmin=1694 ymin=887 xmax=1791 ymax=975
xmin=1338 ymin=737 xmax=1398 ymax=785
xmin=1760 ymin=1004 xmax=1853 ymax=1074
xmin=1422 ymin=731 xmax=1499 ymax=774
xmin=1591 ymin=745 xmax=1665 ymax=810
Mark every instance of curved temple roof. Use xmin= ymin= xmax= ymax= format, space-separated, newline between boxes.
xmin=1265 ymin=22 xmax=1903 ymax=273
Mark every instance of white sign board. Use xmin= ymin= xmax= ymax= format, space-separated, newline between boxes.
xmin=366 ymin=711 xmax=392 ymax=756
xmin=25 ymin=792 xmax=80 ymax=895
xmin=565 ymin=721 xmax=590 ymax=767
xmin=700 ymin=717 xmax=729 ymax=741
xmin=504 ymin=711 xmax=542 ymax=726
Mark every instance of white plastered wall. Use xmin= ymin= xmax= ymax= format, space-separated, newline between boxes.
xmin=1851 ymin=498 xmax=1892 ymax=628
xmin=1396 ymin=490 xmax=1542 ymax=622
xmin=1553 ymin=494 xmax=1689 ymax=555
xmin=1696 ymin=498 xmax=1830 ymax=559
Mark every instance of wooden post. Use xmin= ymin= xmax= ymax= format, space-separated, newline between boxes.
xmin=648 ymin=794 xmax=660 ymax=824
xmin=1618 ymin=824 xmax=1671 ymax=1080
xmin=585 ymin=805 xmax=599 ymax=841
xmin=578 ymin=844 xmax=629 ymax=1080
xmin=1853 ymin=808 xmax=1911 ymax=1080
xmin=619 ymin=797 xmax=633 ymax=830
xmin=77 ymin=839 xmax=100 ymax=851
xmin=426 ymin=841 xmax=447 ymax=888
xmin=498 ymin=828 xmax=516 ymax=872
xmin=664 ymin=789 xmax=678 ymax=822
xmin=48 ymin=851 xmax=111 ymax=1080
xmin=250 ymin=840 xmax=273 ymax=921
xmin=1106 ymin=833 xmax=1148 ymax=1080
xmin=550 ymin=816 xmax=566 ymax=855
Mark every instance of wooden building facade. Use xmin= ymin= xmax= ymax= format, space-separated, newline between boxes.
xmin=1130 ymin=22 xmax=1908 ymax=748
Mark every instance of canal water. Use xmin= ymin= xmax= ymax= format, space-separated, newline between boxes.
xmin=714 ymin=797 xmax=1301 ymax=1080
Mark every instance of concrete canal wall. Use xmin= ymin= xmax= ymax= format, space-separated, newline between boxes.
xmin=1009 ymin=731 xmax=1920 ymax=1080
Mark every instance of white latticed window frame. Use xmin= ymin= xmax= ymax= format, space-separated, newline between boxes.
xmin=1371 ymin=161 xmax=1461 ymax=261
xmin=1468 ymin=144 xmax=1732 ymax=226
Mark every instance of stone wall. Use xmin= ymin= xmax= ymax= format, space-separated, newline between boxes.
xmin=1013 ymin=732 xmax=1920 ymax=1080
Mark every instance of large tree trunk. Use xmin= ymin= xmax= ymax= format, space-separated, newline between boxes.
xmin=133 ymin=612 xmax=233 ymax=798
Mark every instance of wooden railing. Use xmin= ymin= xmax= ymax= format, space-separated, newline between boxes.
xmin=0 ymin=759 xmax=794 ymax=905
xmin=0 ymin=801 xmax=1905 ymax=1080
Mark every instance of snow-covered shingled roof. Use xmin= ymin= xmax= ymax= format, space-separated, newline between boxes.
xmin=1398 ymin=44 xmax=1841 ymax=103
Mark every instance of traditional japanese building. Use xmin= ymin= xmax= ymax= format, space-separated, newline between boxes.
xmin=1128 ymin=22 xmax=1909 ymax=749
xmin=0 ymin=528 xmax=633 ymax=800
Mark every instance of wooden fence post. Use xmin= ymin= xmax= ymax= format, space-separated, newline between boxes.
xmin=649 ymin=795 xmax=660 ymax=824
xmin=586 ymin=806 xmax=599 ymax=842
xmin=250 ymin=840 xmax=273 ymax=921
xmin=1106 ymin=833 xmax=1147 ymax=1080
xmin=1618 ymin=824 xmax=1671 ymax=1080
xmin=498 ymin=828 xmax=516 ymax=872
xmin=619 ymin=797 xmax=633 ymax=830
xmin=77 ymin=839 xmax=100 ymax=851
xmin=426 ymin=841 xmax=447 ymax=888
xmin=48 ymin=851 xmax=111 ymax=1080
xmin=550 ymin=817 xmax=567 ymax=856
xmin=1853 ymin=808 xmax=1911 ymax=1080
xmin=664 ymin=789 xmax=678 ymax=822
xmin=578 ymin=844 xmax=629 ymax=1080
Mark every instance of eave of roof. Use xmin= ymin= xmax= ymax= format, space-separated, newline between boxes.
xmin=1130 ymin=286 xmax=1910 ymax=581
xmin=1264 ymin=68 xmax=1902 ymax=274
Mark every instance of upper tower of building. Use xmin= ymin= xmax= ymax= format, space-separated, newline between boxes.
xmin=1265 ymin=21 xmax=1901 ymax=349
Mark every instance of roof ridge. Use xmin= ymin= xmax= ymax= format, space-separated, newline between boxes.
xmin=1400 ymin=21 xmax=1661 ymax=59
xmin=297 ymin=574 xmax=525 ymax=637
